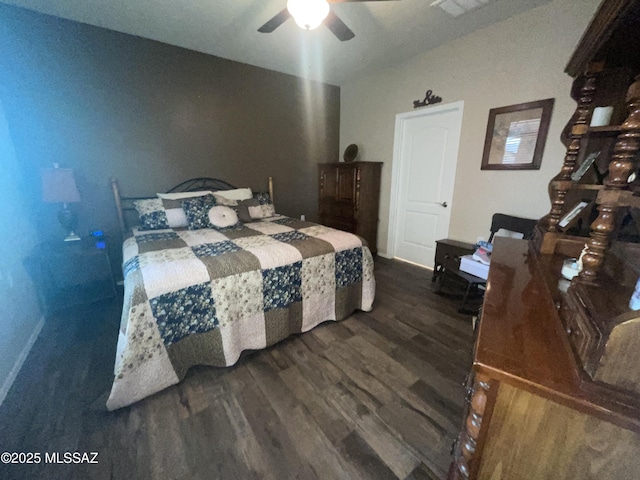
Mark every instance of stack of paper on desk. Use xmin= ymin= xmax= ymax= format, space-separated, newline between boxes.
xmin=460 ymin=255 xmax=489 ymax=280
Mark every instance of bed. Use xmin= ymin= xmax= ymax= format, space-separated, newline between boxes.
xmin=106 ymin=177 xmax=375 ymax=410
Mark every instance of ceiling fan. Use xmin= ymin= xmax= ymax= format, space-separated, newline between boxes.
xmin=258 ymin=0 xmax=399 ymax=42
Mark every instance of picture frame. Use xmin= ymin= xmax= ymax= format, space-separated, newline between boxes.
xmin=558 ymin=200 xmax=592 ymax=232
xmin=481 ymin=98 xmax=555 ymax=170
xmin=571 ymin=151 xmax=600 ymax=182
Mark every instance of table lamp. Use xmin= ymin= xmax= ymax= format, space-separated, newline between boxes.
xmin=41 ymin=163 xmax=81 ymax=241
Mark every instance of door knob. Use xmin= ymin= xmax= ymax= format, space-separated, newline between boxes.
xmin=439 ymin=202 xmax=448 ymax=208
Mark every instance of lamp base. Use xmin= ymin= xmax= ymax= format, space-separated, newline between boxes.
xmin=58 ymin=204 xmax=80 ymax=242
xmin=64 ymin=231 xmax=81 ymax=242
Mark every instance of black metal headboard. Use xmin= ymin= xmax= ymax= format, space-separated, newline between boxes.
xmin=164 ymin=177 xmax=237 ymax=193
xmin=110 ymin=177 xmax=274 ymax=235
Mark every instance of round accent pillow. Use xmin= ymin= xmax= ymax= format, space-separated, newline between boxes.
xmin=207 ymin=206 xmax=238 ymax=228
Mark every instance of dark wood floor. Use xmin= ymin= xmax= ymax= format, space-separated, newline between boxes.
xmin=0 ymin=257 xmax=474 ymax=480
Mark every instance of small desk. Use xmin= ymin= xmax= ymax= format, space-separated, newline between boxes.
xmin=434 ymin=239 xmax=486 ymax=313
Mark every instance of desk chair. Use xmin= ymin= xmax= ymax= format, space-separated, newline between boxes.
xmin=435 ymin=213 xmax=538 ymax=313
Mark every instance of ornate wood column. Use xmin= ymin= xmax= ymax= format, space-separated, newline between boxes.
xmin=450 ymin=373 xmax=493 ymax=480
xmin=580 ymin=75 xmax=640 ymax=281
xmin=547 ymin=65 xmax=600 ymax=232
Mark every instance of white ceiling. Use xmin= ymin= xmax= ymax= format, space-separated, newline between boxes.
xmin=1 ymin=0 xmax=551 ymax=85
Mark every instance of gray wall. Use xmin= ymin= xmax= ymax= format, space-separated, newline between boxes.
xmin=0 ymin=3 xmax=339 ymax=393
xmin=0 ymin=96 xmax=41 ymax=396
xmin=0 ymin=3 xmax=340 ymax=245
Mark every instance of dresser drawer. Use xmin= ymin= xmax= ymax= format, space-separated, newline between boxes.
xmin=319 ymin=201 xmax=353 ymax=220
xmin=560 ymin=290 xmax=600 ymax=378
xmin=329 ymin=219 xmax=356 ymax=233
xmin=337 ymin=203 xmax=354 ymax=219
xmin=319 ymin=214 xmax=355 ymax=233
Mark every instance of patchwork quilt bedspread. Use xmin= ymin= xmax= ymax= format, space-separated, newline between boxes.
xmin=106 ymin=216 xmax=375 ymax=410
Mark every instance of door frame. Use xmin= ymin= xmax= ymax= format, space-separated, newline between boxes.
xmin=387 ymin=101 xmax=464 ymax=264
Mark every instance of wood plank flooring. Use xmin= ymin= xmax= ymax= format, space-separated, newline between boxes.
xmin=0 ymin=257 xmax=474 ymax=480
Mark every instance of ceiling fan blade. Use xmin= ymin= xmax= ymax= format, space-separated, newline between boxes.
xmin=325 ymin=11 xmax=355 ymax=41
xmin=257 ymin=8 xmax=291 ymax=33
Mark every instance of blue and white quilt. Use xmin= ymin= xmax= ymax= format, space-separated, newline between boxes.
xmin=106 ymin=216 xmax=375 ymax=410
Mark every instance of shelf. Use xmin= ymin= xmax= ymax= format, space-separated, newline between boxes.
xmin=597 ymin=188 xmax=640 ymax=209
xmin=586 ymin=125 xmax=623 ymax=136
xmin=573 ymin=184 xmax=605 ymax=191
xmin=552 ymin=181 xmax=604 ymax=191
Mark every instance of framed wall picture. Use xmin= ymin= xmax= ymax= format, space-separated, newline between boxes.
xmin=481 ymin=98 xmax=555 ymax=170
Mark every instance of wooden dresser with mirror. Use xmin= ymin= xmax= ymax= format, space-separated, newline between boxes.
xmin=449 ymin=1 xmax=640 ymax=478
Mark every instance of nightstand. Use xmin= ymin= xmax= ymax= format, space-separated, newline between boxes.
xmin=433 ymin=238 xmax=485 ymax=313
xmin=26 ymin=238 xmax=116 ymax=315
xmin=433 ymin=239 xmax=476 ymax=282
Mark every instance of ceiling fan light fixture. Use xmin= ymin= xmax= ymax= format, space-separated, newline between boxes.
xmin=287 ymin=0 xmax=330 ymax=30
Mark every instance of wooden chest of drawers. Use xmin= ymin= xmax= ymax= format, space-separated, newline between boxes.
xmin=318 ymin=161 xmax=382 ymax=254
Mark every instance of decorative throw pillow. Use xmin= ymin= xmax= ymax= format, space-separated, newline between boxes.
xmin=246 ymin=191 xmax=276 ymax=219
xmin=181 ymin=194 xmax=217 ymax=230
xmin=156 ymin=191 xmax=215 ymax=228
xmin=133 ymin=198 xmax=171 ymax=230
xmin=207 ymin=206 xmax=239 ymax=229
xmin=234 ymin=198 xmax=260 ymax=223
xmin=248 ymin=204 xmax=276 ymax=219
xmin=253 ymin=191 xmax=273 ymax=206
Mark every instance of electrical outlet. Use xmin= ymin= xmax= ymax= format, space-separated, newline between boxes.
xmin=300 ymin=214 xmax=306 ymax=221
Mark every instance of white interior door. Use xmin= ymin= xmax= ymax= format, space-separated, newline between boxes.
xmin=388 ymin=102 xmax=463 ymax=268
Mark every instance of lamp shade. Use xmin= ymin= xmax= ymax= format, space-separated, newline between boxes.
xmin=41 ymin=167 xmax=81 ymax=203
xmin=287 ymin=0 xmax=330 ymax=30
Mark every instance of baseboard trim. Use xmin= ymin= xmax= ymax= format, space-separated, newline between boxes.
xmin=376 ymin=251 xmax=435 ymax=271
xmin=0 ymin=315 xmax=45 ymax=407
xmin=391 ymin=257 xmax=434 ymax=271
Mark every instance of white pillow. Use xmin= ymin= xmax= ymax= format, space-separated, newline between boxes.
xmin=157 ymin=190 xmax=213 ymax=200
xmin=213 ymin=188 xmax=253 ymax=201
xmin=207 ymin=206 xmax=239 ymax=228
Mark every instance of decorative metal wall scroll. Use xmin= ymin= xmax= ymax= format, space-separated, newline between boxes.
xmin=413 ymin=90 xmax=443 ymax=109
